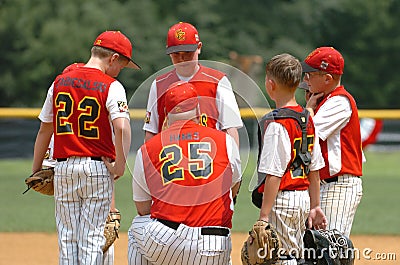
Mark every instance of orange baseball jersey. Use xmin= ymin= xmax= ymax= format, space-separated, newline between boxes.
xmin=258 ymin=105 xmax=316 ymax=192
xmin=52 ymin=68 xmax=116 ymax=159
xmin=140 ymin=120 xmax=236 ymax=228
xmin=315 ymin=86 xmax=363 ymax=179
xmin=154 ymin=65 xmax=224 ymax=130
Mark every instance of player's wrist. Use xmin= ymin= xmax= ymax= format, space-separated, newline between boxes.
xmin=306 ymin=107 xmax=315 ymax=117
xmin=258 ymin=217 xmax=269 ymax=223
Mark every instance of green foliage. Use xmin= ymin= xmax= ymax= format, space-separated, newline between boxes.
xmin=1 ymin=151 xmax=399 ymax=234
xmin=313 ymin=0 xmax=400 ymax=108
xmin=1 ymin=0 xmax=399 ymax=107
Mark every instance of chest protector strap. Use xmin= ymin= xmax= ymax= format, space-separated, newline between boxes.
xmin=252 ymin=108 xmax=311 ymax=208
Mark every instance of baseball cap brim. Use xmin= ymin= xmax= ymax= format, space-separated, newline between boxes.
xmin=127 ymin=60 xmax=141 ymax=69
xmin=298 ymin=81 xmax=309 ymax=91
xmin=301 ymin=61 xmax=319 ymax=73
xmin=166 ymin=44 xmax=198 ymax=55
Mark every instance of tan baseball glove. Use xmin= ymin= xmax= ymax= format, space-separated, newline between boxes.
xmin=241 ymin=220 xmax=281 ymax=265
xmin=103 ymin=210 xmax=121 ymax=253
xmin=23 ymin=168 xmax=54 ymax=196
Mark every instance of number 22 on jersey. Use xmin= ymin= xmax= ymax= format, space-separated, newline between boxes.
xmin=55 ymin=92 xmax=100 ymax=139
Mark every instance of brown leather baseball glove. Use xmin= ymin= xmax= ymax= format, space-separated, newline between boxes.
xmin=241 ymin=220 xmax=281 ymax=265
xmin=23 ymin=168 xmax=54 ymax=196
xmin=103 ymin=210 xmax=121 ymax=253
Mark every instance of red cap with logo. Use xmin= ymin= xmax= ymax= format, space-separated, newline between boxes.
xmin=93 ymin=30 xmax=141 ymax=69
xmin=166 ymin=22 xmax=200 ymax=55
xmin=62 ymin=62 xmax=85 ymax=74
xmin=165 ymin=81 xmax=199 ymax=114
xmin=301 ymin=47 xmax=344 ymax=75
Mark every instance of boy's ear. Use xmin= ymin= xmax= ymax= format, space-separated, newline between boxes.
xmin=268 ymin=78 xmax=276 ymax=90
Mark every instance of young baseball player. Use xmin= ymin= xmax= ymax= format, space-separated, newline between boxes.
xmin=32 ymin=30 xmax=139 ymax=264
xmin=302 ymin=47 xmax=364 ymax=237
xmin=128 ymin=81 xmax=242 ymax=265
xmin=143 ymin=22 xmax=243 ymax=146
xmin=41 ymin=61 xmax=120 ymax=265
xmin=254 ymin=53 xmax=327 ymax=264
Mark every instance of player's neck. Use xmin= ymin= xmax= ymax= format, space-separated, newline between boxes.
xmin=85 ymin=57 xmax=106 ymax=72
xmin=274 ymin=95 xmax=298 ymax=109
xmin=176 ymin=63 xmax=200 ymax=78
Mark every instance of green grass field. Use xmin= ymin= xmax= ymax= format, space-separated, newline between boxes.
xmin=1 ymin=150 xmax=399 ymax=235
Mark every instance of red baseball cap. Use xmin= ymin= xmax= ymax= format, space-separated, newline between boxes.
xmin=166 ymin=22 xmax=200 ymax=55
xmin=93 ymin=30 xmax=141 ymax=69
xmin=62 ymin=62 xmax=85 ymax=74
xmin=301 ymin=47 xmax=344 ymax=75
xmin=165 ymin=81 xmax=199 ymax=114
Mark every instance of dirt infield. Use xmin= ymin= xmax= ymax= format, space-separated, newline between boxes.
xmin=1 ymin=233 xmax=398 ymax=264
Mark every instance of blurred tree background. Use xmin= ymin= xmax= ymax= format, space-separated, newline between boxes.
xmin=0 ymin=0 xmax=399 ymax=108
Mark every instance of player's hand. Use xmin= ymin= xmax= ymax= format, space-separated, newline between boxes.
xmin=306 ymin=92 xmax=324 ymax=111
xmin=101 ymin=157 xmax=121 ymax=180
xmin=307 ymin=206 xmax=328 ymax=230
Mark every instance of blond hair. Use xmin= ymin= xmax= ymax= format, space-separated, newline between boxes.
xmin=91 ymin=46 xmax=115 ymax=58
xmin=266 ymin=53 xmax=302 ymax=88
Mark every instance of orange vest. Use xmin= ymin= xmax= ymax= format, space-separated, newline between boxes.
xmin=155 ymin=65 xmax=224 ymax=131
xmin=141 ymin=120 xmax=234 ymax=228
xmin=315 ymin=86 xmax=363 ymax=179
xmin=52 ymin=68 xmax=115 ymax=159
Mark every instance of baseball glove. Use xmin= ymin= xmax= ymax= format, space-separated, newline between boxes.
xmin=103 ymin=210 xmax=121 ymax=253
xmin=241 ymin=220 xmax=281 ymax=265
xmin=303 ymin=228 xmax=355 ymax=265
xmin=23 ymin=168 xmax=54 ymax=196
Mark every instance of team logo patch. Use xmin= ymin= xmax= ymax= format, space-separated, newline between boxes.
xmin=117 ymin=101 xmax=129 ymax=113
xmin=175 ymin=29 xmax=185 ymax=41
xmin=144 ymin=111 xmax=151 ymax=124
xmin=320 ymin=61 xmax=329 ymax=70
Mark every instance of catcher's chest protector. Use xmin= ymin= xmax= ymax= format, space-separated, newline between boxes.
xmin=252 ymin=108 xmax=311 ymax=208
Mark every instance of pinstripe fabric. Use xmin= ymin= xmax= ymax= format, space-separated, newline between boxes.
xmin=128 ymin=215 xmax=232 ymax=265
xmin=103 ymin=245 xmax=114 ymax=265
xmin=320 ymin=174 xmax=363 ymax=237
xmin=54 ymin=157 xmax=113 ymax=265
xmin=268 ymin=190 xmax=310 ymax=264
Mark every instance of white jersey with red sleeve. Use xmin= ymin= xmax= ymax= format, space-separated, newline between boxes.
xmin=143 ymin=64 xmax=243 ymax=133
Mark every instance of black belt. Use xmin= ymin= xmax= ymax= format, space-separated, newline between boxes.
xmin=322 ymin=176 xmax=360 ymax=184
xmin=56 ymin=157 xmax=102 ymax=162
xmin=323 ymin=176 xmax=338 ymax=183
xmin=157 ymin=219 xmax=229 ymax=237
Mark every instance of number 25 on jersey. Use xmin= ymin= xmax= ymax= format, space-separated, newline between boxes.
xmin=160 ymin=142 xmax=213 ymax=185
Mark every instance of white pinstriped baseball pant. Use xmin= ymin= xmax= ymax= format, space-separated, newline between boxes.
xmin=54 ymin=157 xmax=113 ymax=265
xmin=320 ymin=174 xmax=363 ymax=237
xmin=128 ymin=215 xmax=232 ymax=265
xmin=269 ymin=190 xmax=310 ymax=265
